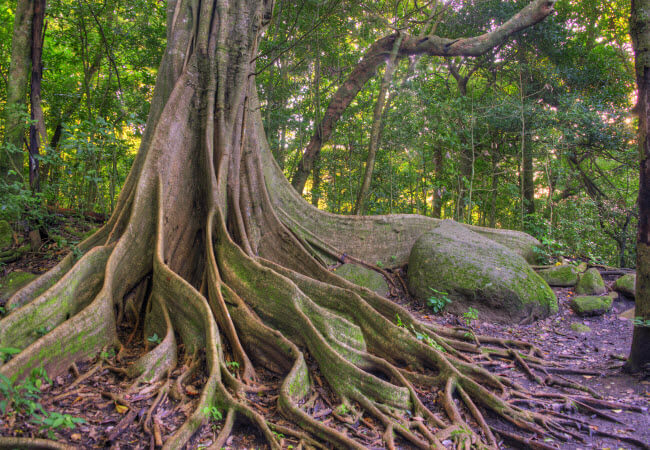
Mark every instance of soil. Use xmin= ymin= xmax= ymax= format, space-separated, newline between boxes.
xmin=1 ymin=217 xmax=648 ymax=449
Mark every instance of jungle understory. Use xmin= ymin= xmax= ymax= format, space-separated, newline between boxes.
xmin=0 ymin=0 xmax=647 ymax=449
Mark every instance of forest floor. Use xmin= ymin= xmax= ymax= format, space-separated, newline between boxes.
xmin=0 ymin=214 xmax=648 ymax=449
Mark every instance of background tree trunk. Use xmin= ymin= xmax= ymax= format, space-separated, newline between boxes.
xmin=28 ymin=0 xmax=46 ymax=192
xmin=626 ymin=0 xmax=650 ymax=373
xmin=1 ymin=0 xmax=33 ymax=184
xmin=354 ymin=35 xmax=402 ymax=215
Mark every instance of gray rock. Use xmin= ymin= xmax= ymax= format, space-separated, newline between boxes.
xmin=575 ymin=268 xmax=606 ymax=296
xmin=613 ymin=274 xmax=635 ymax=299
xmin=407 ymin=221 xmax=557 ymax=322
xmin=570 ymin=294 xmax=614 ymax=317
xmin=537 ymin=265 xmax=579 ymax=287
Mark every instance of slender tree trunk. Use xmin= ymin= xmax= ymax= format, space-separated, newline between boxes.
xmin=1 ymin=0 xmax=33 ymax=184
xmin=519 ymin=68 xmax=535 ymax=220
xmin=489 ymin=152 xmax=498 ymax=228
xmin=627 ymin=0 xmax=650 ymax=373
xmin=354 ymin=35 xmax=402 ymax=215
xmin=311 ymin=154 xmax=321 ymax=207
xmin=28 ymin=0 xmax=46 ymax=192
xmin=432 ymin=147 xmax=443 ymax=218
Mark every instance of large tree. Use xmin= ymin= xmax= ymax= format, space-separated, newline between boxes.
xmin=4 ymin=1 xmax=626 ymax=448
xmin=627 ymin=0 xmax=650 ymax=373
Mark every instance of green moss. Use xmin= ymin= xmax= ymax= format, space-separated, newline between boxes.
xmin=570 ymin=295 xmax=613 ymax=316
xmin=0 ymin=220 xmax=13 ymax=249
xmin=333 ymin=264 xmax=389 ymax=297
xmin=537 ymin=265 xmax=579 ymax=287
xmin=0 ymin=271 xmax=37 ymax=301
xmin=570 ymin=323 xmax=591 ymax=333
xmin=613 ymin=274 xmax=635 ymax=299
xmin=286 ymin=361 xmax=310 ymax=401
xmin=407 ymin=222 xmax=557 ymax=322
xmin=575 ymin=269 xmax=606 ymax=296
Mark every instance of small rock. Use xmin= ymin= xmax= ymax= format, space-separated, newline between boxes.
xmin=537 ymin=265 xmax=579 ymax=287
xmin=613 ymin=274 xmax=635 ymax=300
xmin=575 ymin=268 xmax=606 ymax=296
xmin=570 ymin=294 xmax=614 ymax=317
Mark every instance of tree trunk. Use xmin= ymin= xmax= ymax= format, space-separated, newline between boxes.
xmin=28 ymin=0 xmax=46 ymax=192
xmin=0 ymin=2 xmax=594 ymax=449
xmin=626 ymin=0 xmax=650 ymax=373
xmin=1 ymin=0 xmax=33 ymax=184
xmin=353 ymin=35 xmax=402 ymax=215
xmin=432 ymin=147 xmax=444 ymax=218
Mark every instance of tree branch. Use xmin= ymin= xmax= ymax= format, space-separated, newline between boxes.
xmin=290 ymin=0 xmax=556 ymax=193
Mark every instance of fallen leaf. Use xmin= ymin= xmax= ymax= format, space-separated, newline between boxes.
xmin=186 ymin=385 xmax=200 ymax=396
xmin=71 ymin=434 xmax=81 ymax=441
xmin=115 ymin=403 xmax=129 ymax=414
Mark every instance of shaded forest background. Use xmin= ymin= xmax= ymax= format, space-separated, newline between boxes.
xmin=0 ymin=0 xmax=637 ymax=267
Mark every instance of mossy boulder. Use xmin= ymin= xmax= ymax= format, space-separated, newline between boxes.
xmin=0 ymin=220 xmax=13 ymax=249
xmin=407 ymin=221 xmax=557 ymax=322
xmin=0 ymin=271 xmax=37 ymax=302
xmin=570 ymin=322 xmax=591 ymax=333
xmin=569 ymin=294 xmax=613 ymax=316
xmin=575 ymin=268 xmax=606 ymax=295
xmin=613 ymin=274 xmax=635 ymax=299
xmin=537 ymin=265 xmax=579 ymax=287
xmin=465 ymin=223 xmax=541 ymax=264
xmin=334 ymin=264 xmax=389 ymax=297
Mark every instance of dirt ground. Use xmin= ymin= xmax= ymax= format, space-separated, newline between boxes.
xmin=0 ymin=218 xmax=648 ymax=449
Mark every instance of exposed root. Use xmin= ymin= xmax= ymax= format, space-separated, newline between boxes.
xmin=0 ymin=436 xmax=71 ymax=449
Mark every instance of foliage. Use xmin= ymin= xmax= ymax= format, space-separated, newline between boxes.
xmin=0 ymin=367 xmax=85 ymax=438
xmin=202 ymin=405 xmax=223 ymax=422
xmin=462 ymin=308 xmax=479 ymax=327
xmin=147 ymin=333 xmax=162 ymax=344
xmin=426 ymin=288 xmax=452 ymax=313
xmin=633 ymin=317 xmax=650 ymax=328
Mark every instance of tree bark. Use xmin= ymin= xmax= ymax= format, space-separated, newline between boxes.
xmin=626 ymin=0 xmax=650 ymax=373
xmin=353 ymin=35 xmax=402 ymax=215
xmin=1 ymin=0 xmax=33 ymax=184
xmin=290 ymin=0 xmax=557 ymax=194
xmin=28 ymin=0 xmax=46 ymax=192
xmin=520 ymin=69 xmax=535 ymax=217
